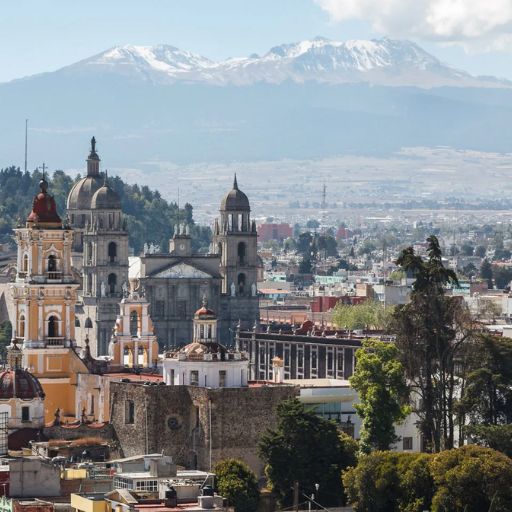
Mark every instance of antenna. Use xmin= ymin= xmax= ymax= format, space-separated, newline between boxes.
xmin=24 ymin=119 xmax=28 ymax=173
xmin=176 ymin=186 xmax=180 ymax=235
xmin=321 ymin=183 xmax=326 ymax=209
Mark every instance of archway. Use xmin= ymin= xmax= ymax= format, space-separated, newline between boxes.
xmin=238 ymin=273 xmax=246 ymax=295
xmin=108 ymin=242 xmax=117 ymax=263
xmin=48 ymin=316 xmax=59 ymax=337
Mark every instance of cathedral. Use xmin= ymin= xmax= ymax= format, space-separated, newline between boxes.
xmin=67 ymin=137 xmax=259 ymax=357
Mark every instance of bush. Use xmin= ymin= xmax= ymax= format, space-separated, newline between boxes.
xmin=343 ymin=446 xmax=512 ymax=512
xmin=214 ymin=459 xmax=259 ymax=512
xmin=430 ymin=445 xmax=512 ymax=512
xmin=343 ymin=451 xmax=433 ymax=512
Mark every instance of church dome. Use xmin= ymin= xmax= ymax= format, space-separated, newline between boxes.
xmin=27 ymin=178 xmax=62 ymax=225
xmin=194 ymin=299 xmax=216 ymax=319
xmin=0 ymin=369 xmax=45 ymax=400
xmin=91 ymin=181 xmax=121 ymax=210
xmin=67 ymin=175 xmax=103 ymax=210
xmin=220 ymin=175 xmax=250 ymax=211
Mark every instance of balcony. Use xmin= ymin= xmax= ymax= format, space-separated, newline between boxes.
xmin=46 ymin=271 xmax=62 ymax=281
xmin=45 ymin=337 xmax=65 ymax=346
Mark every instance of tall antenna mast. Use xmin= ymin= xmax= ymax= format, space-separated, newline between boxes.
xmin=321 ymin=183 xmax=326 ymax=210
xmin=176 ymin=186 xmax=180 ymax=235
xmin=24 ymin=119 xmax=28 ymax=173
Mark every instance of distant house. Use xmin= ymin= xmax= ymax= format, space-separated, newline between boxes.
xmin=258 ymin=223 xmax=293 ymax=242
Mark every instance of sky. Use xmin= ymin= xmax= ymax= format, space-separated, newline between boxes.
xmin=1 ymin=0 xmax=512 ymax=82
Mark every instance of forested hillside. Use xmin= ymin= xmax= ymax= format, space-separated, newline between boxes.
xmin=0 ymin=166 xmax=211 ymax=254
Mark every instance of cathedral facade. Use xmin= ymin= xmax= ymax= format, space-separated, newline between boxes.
xmin=67 ymin=139 xmax=259 ymax=355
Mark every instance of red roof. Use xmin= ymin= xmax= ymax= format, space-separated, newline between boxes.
xmin=0 ymin=368 xmax=45 ymax=399
xmin=27 ymin=180 xmax=61 ymax=225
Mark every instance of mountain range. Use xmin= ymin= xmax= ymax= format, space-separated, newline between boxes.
xmin=41 ymin=38 xmax=508 ymax=89
xmin=1 ymin=38 xmax=511 ymax=169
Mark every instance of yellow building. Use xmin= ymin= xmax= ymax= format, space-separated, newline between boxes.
xmin=11 ymin=177 xmax=106 ymax=423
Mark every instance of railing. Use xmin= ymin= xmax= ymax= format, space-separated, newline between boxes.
xmin=45 ymin=337 xmax=65 ymax=346
xmin=46 ymin=271 xmax=62 ymax=280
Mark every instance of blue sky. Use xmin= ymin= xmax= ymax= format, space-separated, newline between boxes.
xmin=1 ymin=0 xmax=511 ymax=82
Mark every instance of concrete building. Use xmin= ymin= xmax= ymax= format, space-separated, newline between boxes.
xmin=8 ymin=458 xmax=60 ymax=498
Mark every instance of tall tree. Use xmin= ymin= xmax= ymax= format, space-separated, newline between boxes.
xmin=393 ymin=235 xmax=470 ymax=452
xmin=350 ymin=339 xmax=409 ymax=453
xmin=258 ymin=398 xmax=356 ymax=507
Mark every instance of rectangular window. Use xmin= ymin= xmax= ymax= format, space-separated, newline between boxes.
xmin=258 ymin=344 xmax=266 ymax=379
xmin=336 ymin=348 xmax=345 ymax=379
xmin=155 ymin=300 xmax=165 ymax=318
xmin=176 ymin=300 xmax=187 ymax=318
xmin=125 ymin=400 xmax=135 ymax=424
xmin=170 ymin=369 xmax=175 ymax=385
xmin=190 ymin=370 xmax=199 ymax=386
xmin=326 ymin=347 xmax=335 ymax=378
xmin=284 ymin=344 xmax=291 ymax=379
xmin=297 ymin=345 xmax=304 ymax=378
xmin=21 ymin=406 xmax=30 ymax=422
xmin=219 ymin=370 xmax=226 ymax=387
xmin=310 ymin=345 xmax=318 ymax=378
xmin=403 ymin=437 xmax=413 ymax=450
xmin=89 ymin=395 xmax=95 ymax=415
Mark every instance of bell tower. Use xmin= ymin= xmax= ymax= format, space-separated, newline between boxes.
xmin=12 ymin=176 xmax=79 ymax=353
xmin=212 ymin=175 xmax=259 ymax=333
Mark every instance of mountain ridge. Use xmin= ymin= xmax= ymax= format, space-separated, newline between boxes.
xmin=8 ymin=37 xmax=510 ymax=89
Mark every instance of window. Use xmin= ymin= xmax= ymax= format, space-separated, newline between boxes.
xmin=47 ymin=315 xmax=59 ymax=337
xmin=170 ymin=369 xmax=175 ymax=385
xmin=86 ymin=242 xmax=93 ymax=264
xmin=108 ymin=273 xmax=117 ymax=294
xmin=297 ymin=345 xmax=304 ymax=378
xmin=22 ymin=254 xmax=29 ymax=273
xmin=190 ymin=370 xmax=199 ymax=386
xmin=135 ymin=480 xmax=158 ymax=492
xmin=284 ymin=344 xmax=291 ymax=379
xmin=238 ymin=273 xmax=246 ymax=294
xmin=130 ymin=311 xmax=138 ymax=337
xmin=310 ymin=345 xmax=318 ymax=378
xmin=403 ymin=437 xmax=413 ymax=450
xmin=89 ymin=395 xmax=95 ymax=415
xmin=336 ymin=348 xmax=345 ymax=379
xmin=18 ymin=315 xmax=25 ymax=338
xmin=125 ymin=400 xmax=135 ymax=424
xmin=108 ymin=242 xmax=117 ymax=263
xmin=326 ymin=347 xmax=335 ymax=378
xmin=155 ymin=300 xmax=165 ymax=318
xmin=176 ymin=300 xmax=187 ymax=318
xmin=21 ymin=406 xmax=30 ymax=422
xmin=238 ymin=242 xmax=246 ymax=264
xmin=47 ymin=255 xmax=57 ymax=272
xmin=219 ymin=370 xmax=226 ymax=387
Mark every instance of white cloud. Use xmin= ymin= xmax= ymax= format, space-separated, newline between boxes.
xmin=315 ymin=0 xmax=512 ymax=50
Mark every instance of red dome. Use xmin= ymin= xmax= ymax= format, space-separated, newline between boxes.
xmin=194 ymin=305 xmax=216 ymax=318
xmin=27 ymin=179 xmax=62 ymax=225
xmin=0 ymin=369 xmax=45 ymax=400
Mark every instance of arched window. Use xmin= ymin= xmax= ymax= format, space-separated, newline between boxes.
xmin=48 ymin=315 xmax=59 ymax=337
xmin=238 ymin=273 xmax=246 ymax=295
xmin=237 ymin=242 xmax=246 ymax=265
xmin=108 ymin=273 xmax=117 ymax=295
xmin=18 ymin=315 xmax=25 ymax=338
xmin=47 ymin=255 xmax=57 ymax=272
xmin=22 ymin=254 xmax=29 ymax=273
xmin=217 ymin=243 xmax=222 ymax=258
xmin=108 ymin=242 xmax=117 ymax=263
xmin=130 ymin=311 xmax=138 ymax=337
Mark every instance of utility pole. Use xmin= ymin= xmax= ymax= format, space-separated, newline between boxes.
xmin=24 ymin=119 xmax=28 ymax=173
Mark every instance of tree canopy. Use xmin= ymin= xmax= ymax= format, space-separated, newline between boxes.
xmin=350 ymin=339 xmax=410 ymax=453
xmin=258 ymin=398 xmax=357 ymax=507
xmin=213 ymin=459 xmax=259 ymax=512
xmin=332 ymin=301 xmax=394 ymax=331
xmin=0 ymin=166 xmax=211 ymax=254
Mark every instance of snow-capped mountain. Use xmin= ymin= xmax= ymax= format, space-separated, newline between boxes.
xmin=54 ymin=38 xmax=506 ymax=88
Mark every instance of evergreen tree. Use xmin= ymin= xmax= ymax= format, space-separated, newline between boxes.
xmin=393 ymin=236 xmax=469 ymax=452
xmin=258 ymin=398 xmax=356 ymax=507
xmin=214 ymin=459 xmax=259 ymax=512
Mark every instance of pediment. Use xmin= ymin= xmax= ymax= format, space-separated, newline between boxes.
xmin=153 ymin=262 xmax=212 ymax=279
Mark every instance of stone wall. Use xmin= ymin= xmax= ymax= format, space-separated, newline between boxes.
xmin=43 ymin=423 xmax=114 ymax=441
xmin=110 ymin=382 xmax=297 ymax=475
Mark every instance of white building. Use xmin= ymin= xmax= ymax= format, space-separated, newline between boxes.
xmin=162 ymin=301 xmax=249 ymax=388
